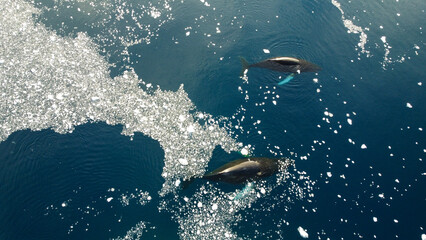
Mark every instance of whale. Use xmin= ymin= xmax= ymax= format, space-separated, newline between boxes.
xmin=202 ymin=157 xmax=281 ymax=184
xmin=182 ymin=157 xmax=293 ymax=189
xmin=240 ymin=56 xmax=321 ymax=76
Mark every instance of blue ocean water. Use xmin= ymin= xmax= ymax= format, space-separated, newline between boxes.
xmin=0 ymin=0 xmax=425 ymax=239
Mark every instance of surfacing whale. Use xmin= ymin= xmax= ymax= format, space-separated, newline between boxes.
xmin=240 ymin=56 xmax=321 ymax=76
xmin=183 ymin=157 xmax=293 ymax=188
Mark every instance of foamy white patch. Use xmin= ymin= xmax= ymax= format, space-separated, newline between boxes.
xmin=0 ymin=0 xmax=238 ymax=198
xmin=297 ymin=226 xmax=309 ymax=238
xmin=331 ymin=0 xmax=369 ymax=56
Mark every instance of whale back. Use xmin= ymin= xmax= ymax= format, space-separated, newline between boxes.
xmin=203 ymin=157 xmax=280 ymax=184
xmin=250 ymin=57 xmax=321 ymax=73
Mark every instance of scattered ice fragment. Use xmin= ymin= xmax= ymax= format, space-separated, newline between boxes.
xmin=373 ymin=217 xmax=378 ymax=222
xmin=297 ymin=226 xmax=309 ymax=238
xmin=381 ymin=36 xmax=387 ymax=43
xmin=187 ymin=125 xmax=194 ymax=133
xmin=185 ymin=31 xmax=190 ymax=36
xmin=394 ymin=219 xmax=398 ymax=223
xmin=212 ymin=203 xmax=218 ymax=210
xmin=178 ymin=158 xmax=188 ymax=165
xmin=175 ymin=179 xmax=181 ymax=187
xmin=347 ymin=118 xmax=353 ymax=125
xmin=422 ymin=233 xmax=426 ymax=240
xmin=260 ymin=188 xmax=266 ymax=194
xmin=61 ymin=202 xmax=67 ymax=207
xmin=107 ymin=197 xmax=113 ymax=202
xmin=56 ymin=93 xmax=64 ymax=100
xmin=378 ymin=193 xmax=385 ymax=199
xmin=406 ymin=103 xmax=413 ymax=108
xmin=272 ymin=100 xmax=277 ymax=105
xmin=327 ymin=172 xmax=332 ymax=177
xmin=263 ymin=49 xmax=270 ymax=54
xmin=361 ymin=144 xmax=367 ymax=149
xmin=197 ymin=202 xmax=203 ymax=208
xmin=240 ymin=148 xmax=249 ymax=156
xmin=313 ymin=78 xmax=318 ymax=83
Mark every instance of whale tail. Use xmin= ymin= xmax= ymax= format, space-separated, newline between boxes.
xmin=239 ymin=57 xmax=250 ymax=76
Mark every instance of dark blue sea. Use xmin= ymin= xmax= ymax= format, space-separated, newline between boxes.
xmin=0 ymin=0 xmax=425 ymax=239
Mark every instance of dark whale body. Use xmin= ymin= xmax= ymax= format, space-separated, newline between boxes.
xmin=202 ymin=157 xmax=289 ymax=184
xmin=240 ymin=56 xmax=321 ymax=75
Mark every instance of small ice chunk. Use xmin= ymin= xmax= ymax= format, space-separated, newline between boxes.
xmin=373 ymin=217 xmax=378 ymax=222
xmin=260 ymin=188 xmax=266 ymax=194
xmin=421 ymin=233 xmax=426 ymax=240
xmin=313 ymin=78 xmax=318 ymax=83
xmin=186 ymin=31 xmax=190 ymax=36
xmin=197 ymin=202 xmax=203 ymax=208
xmin=61 ymin=202 xmax=67 ymax=207
xmin=106 ymin=197 xmax=113 ymax=202
xmin=327 ymin=172 xmax=332 ymax=177
xmin=347 ymin=118 xmax=353 ymax=125
xmin=178 ymin=158 xmax=188 ymax=165
xmin=394 ymin=219 xmax=398 ymax=223
xmin=187 ymin=125 xmax=194 ymax=133
xmin=361 ymin=144 xmax=367 ymax=149
xmin=297 ymin=226 xmax=309 ymax=238
xmin=175 ymin=179 xmax=181 ymax=187
xmin=240 ymin=148 xmax=249 ymax=156
xmin=212 ymin=203 xmax=218 ymax=210
xmin=272 ymin=100 xmax=277 ymax=105
xmin=56 ymin=93 xmax=64 ymax=100
xmin=263 ymin=49 xmax=270 ymax=54
xmin=179 ymin=115 xmax=186 ymax=121
xmin=381 ymin=36 xmax=387 ymax=43
xmin=406 ymin=103 xmax=413 ymax=108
